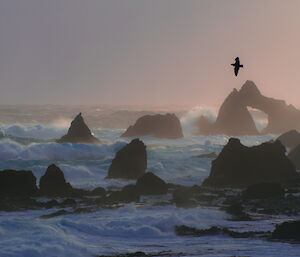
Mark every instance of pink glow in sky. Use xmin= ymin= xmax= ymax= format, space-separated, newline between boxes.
xmin=1 ymin=0 xmax=300 ymax=107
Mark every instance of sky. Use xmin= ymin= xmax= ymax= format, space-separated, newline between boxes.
xmin=1 ymin=0 xmax=300 ymax=107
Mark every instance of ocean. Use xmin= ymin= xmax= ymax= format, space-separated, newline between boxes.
xmin=0 ymin=106 xmax=298 ymax=257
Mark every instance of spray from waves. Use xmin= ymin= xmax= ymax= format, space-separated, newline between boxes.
xmin=0 ymin=124 xmax=67 ymax=140
xmin=180 ymin=106 xmax=217 ymax=136
xmin=0 ymin=139 xmax=127 ymax=161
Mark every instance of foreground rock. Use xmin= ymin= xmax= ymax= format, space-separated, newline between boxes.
xmin=0 ymin=170 xmax=38 ymax=196
xmin=203 ymin=138 xmax=298 ymax=187
xmin=107 ymin=138 xmax=147 ymax=179
xmin=272 ymin=220 xmax=300 ymax=241
xmin=39 ymin=164 xmax=73 ymax=196
xmin=57 ymin=113 xmax=100 ymax=144
xmin=277 ymin=130 xmax=300 ymax=150
xmin=197 ymin=80 xmax=300 ymax=135
xmin=288 ymin=145 xmax=300 ymax=170
xmin=136 ymin=172 xmax=167 ymax=195
xmin=242 ymin=182 xmax=285 ymax=199
xmin=39 ymin=164 xmax=88 ymax=197
xmin=121 ymin=113 xmax=183 ymax=139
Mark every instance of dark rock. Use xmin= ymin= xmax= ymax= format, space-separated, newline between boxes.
xmin=277 ymin=130 xmax=300 ymax=150
xmin=203 ymin=138 xmax=298 ymax=187
xmin=44 ymin=199 xmax=59 ymax=209
xmin=175 ymin=225 xmax=267 ymax=238
xmin=107 ymin=138 xmax=147 ymax=179
xmin=224 ymin=201 xmax=252 ymax=221
xmin=172 ymin=186 xmax=198 ymax=208
xmin=57 ymin=113 xmax=100 ymax=144
xmin=121 ymin=113 xmax=183 ymax=139
xmin=108 ymin=185 xmax=140 ymax=203
xmin=272 ymin=220 xmax=300 ymax=241
xmin=61 ymin=198 xmax=77 ymax=206
xmin=98 ymin=252 xmax=149 ymax=257
xmin=40 ymin=209 xmax=70 ymax=219
xmin=197 ymin=80 xmax=300 ymax=135
xmin=90 ymin=187 xmax=106 ymax=196
xmin=194 ymin=152 xmax=217 ymax=158
xmin=0 ymin=170 xmax=38 ymax=196
xmin=39 ymin=164 xmax=73 ymax=196
xmin=136 ymin=172 xmax=167 ymax=195
xmin=0 ymin=197 xmax=41 ymax=212
xmin=288 ymin=144 xmax=300 ymax=169
xmin=242 ymin=182 xmax=285 ymax=199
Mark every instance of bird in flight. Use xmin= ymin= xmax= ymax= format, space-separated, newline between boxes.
xmin=231 ymin=57 xmax=243 ymax=76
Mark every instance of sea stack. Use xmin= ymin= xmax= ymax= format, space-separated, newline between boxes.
xmin=121 ymin=113 xmax=183 ymax=139
xmin=107 ymin=138 xmax=147 ymax=179
xmin=39 ymin=164 xmax=73 ymax=196
xmin=56 ymin=113 xmax=100 ymax=144
xmin=202 ymin=138 xmax=298 ymax=187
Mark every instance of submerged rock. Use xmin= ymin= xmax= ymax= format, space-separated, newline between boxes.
xmin=136 ymin=172 xmax=167 ymax=195
xmin=224 ymin=200 xmax=251 ymax=221
xmin=203 ymin=138 xmax=298 ymax=187
xmin=107 ymin=138 xmax=147 ymax=179
xmin=57 ymin=113 xmax=100 ymax=144
xmin=194 ymin=152 xmax=217 ymax=158
xmin=277 ymin=130 xmax=300 ymax=150
xmin=175 ymin=225 xmax=268 ymax=238
xmin=242 ymin=182 xmax=285 ymax=199
xmin=108 ymin=185 xmax=140 ymax=203
xmin=272 ymin=220 xmax=300 ymax=241
xmin=39 ymin=164 xmax=73 ymax=196
xmin=0 ymin=170 xmax=38 ymax=196
xmin=121 ymin=113 xmax=183 ymax=139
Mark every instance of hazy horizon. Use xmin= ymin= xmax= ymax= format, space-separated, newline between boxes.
xmin=1 ymin=0 xmax=300 ymax=107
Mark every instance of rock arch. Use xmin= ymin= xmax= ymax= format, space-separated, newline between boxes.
xmin=197 ymin=80 xmax=300 ymax=135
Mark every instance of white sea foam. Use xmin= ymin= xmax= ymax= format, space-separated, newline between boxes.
xmin=0 ymin=123 xmax=288 ymax=257
xmin=0 ymin=139 xmax=125 ymax=161
xmin=0 ymin=124 xmax=67 ymax=140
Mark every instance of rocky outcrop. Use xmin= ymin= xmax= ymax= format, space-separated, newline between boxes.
xmin=287 ymin=145 xmax=300 ymax=169
xmin=197 ymin=80 xmax=300 ymax=135
xmin=121 ymin=113 xmax=183 ymax=139
xmin=107 ymin=138 xmax=147 ymax=179
xmin=277 ymin=130 xmax=300 ymax=150
xmin=242 ymin=182 xmax=285 ymax=199
xmin=272 ymin=220 xmax=300 ymax=241
xmin=57 ymin=113 xmax=100 ymax=144
xmin=39 ymin=164 xmax=73 ymax=196
xmin=202 ymin=138 xmax=298 ymax=187
xmin=0 ymin=170 xmax=38 ymax=196
xmin=136 ymin=172 xmax=167 ymax=195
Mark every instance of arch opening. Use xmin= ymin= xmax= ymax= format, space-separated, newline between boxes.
xmin=247 ymin=107 xmax=268 ymax=132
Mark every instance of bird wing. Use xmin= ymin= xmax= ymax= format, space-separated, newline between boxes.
xmin=234 ymin=66 xmax=239 ymax=76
